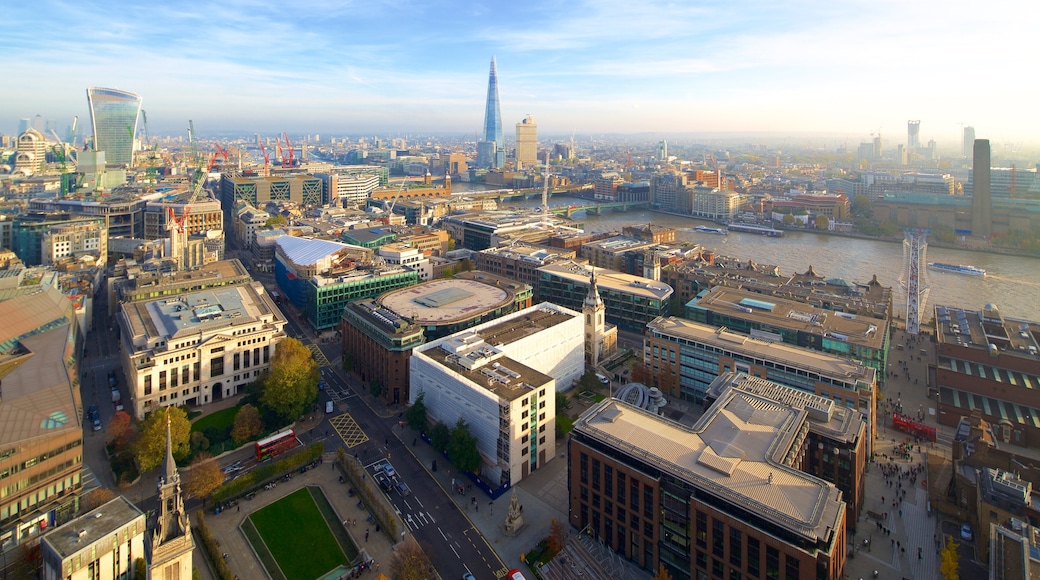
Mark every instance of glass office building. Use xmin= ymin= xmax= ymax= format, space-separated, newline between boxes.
xmin=86 ymin=87 xmax=142 ymax=167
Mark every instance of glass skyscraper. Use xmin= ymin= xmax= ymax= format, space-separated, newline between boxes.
xmin=86 ymin=87 xmax=142 ymax=167
xmin=477 ymin=58 xmax=504 ymax=169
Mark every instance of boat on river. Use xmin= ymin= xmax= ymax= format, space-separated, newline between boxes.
xmin=693 ymin=225 xmax=729 ymax=235
xmin=927 ymin=263 xmax=987 ymax=277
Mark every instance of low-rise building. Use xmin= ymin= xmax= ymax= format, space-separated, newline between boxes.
xmin=377 ymin=242 xmax=432 ymax=280
xmin=40 ymin=219 xmax=108 ymax=268
xmin=536 ymin=261 xmax=672 ymax=331
xmin=40 ymin=497 xmax=147 ymax=580
xmin=117 ymin=281 xmax=287 ymax=418
xmin=233 ymin=203 xmax=270 ymax=249
xmin=475 ymin=243 xmax=575 ymax=287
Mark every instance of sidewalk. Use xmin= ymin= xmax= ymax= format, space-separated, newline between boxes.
xmin=198 ymin=455 xmax=397 ymax=580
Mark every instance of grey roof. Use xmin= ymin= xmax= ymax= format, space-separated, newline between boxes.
xmin=275 ymin=235 xmax=350 ymax=267
xmin=42 ymin=496 xmax=145 ymax=560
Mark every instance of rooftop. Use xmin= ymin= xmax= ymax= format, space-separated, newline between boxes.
xmin=417 ymin=334 xmax=553 ymax=401
xmin=935 ymin=304 xmax=1040 ymax=360
xmin=42 ymin=496 xmax=146 ymax=559
xmin=122 ymin=282 xmax=282 ymax=341
xmin=275 ymin=235 xmax=355 ymax=267
xmin=575 ymin=393 xmax=844 ymax=543
xmin=538 ymin=261 xmax=673 ymax=301
xmin=692 ymin=286 xmax=886 ymax=350
xmin=378 ymin=278 xmax=514 ymax=326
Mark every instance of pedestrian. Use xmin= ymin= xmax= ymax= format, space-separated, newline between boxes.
xmin=365 ymin=529 xmax=369 ymax=542
xmin=237 ymin=504 xmax=240 ymax=512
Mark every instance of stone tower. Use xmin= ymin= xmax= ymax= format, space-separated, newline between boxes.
xmin=150 ymin=411 xmax=194 ymax=580
xmin=584 ymin=270 xmax=606 ymax=367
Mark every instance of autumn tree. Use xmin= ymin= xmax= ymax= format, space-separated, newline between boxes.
xmin=81 ymin=487 xmax=116 ymax=512
xmin=630 ymin=362 xmax=653 ymax=385
xmin=260 ymin=337 xmax=319 ymax=422
xmin=653 ymin=565 xmax=673 ymax=580
xmin=183 ymin=453 xmax=224 ymax=499
xmin=940 ymin=538 xmax=959 ymax=579
xmin=405 ymin=392 xmax=427 ymax=431
xmin=265 ymin=215 xmax=287 ymax=227
xmin=387 ymin=541 xmax=436 ymax=580
xmin=107 ymin=410 xmax=134 ymax=452
xmin=231 ymin=404 xmax=263 ymax=445
xmin=547 ymin=518 xmax=567 ymax=555
xmin=133 ymin=407 xmax=191 ymax=472
xmin=815 ymin=215 xmax=830 ymax=230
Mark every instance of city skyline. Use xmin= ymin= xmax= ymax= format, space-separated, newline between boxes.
xmin=2 ymin=0 xmax=1037 ymax=146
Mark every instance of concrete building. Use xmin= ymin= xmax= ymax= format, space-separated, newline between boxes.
xmin=475 ymin=243 xmax=576 ymax=287
xmin=410 ymin=303 xmax=585 ymax=486
xmin=688 ymin=286 xmax=889 ymax=375
xmin=688 ymin=186 xmax=741 ymax=221
xmin=933 ymin=303 xmax=1040 ymax=444
xmin=117 ymin=281 xmax=287 ymax=418
xmin=569 ymin=383 xmax=848 ymax=579
xmin=144 ymin=198 xmax=224 ymax=241
xmin=579 ymin=236 xmax=655 ymax=275
xmin=13 ymin=128 xmax=49 ymax=177
xmin=0 ymin=283 xmax=84 ymax=554
xmin=988 ymin=518 xmax=1040 ymax=579
xmin=220 ymin=174 xmax=323 ymax=211
xmin=594 ymin=172 xmax=623 ymax=201
xmin=12 ymin=213 xmax=105 ymax=266
xmin=40 ymin=219 xmax=108 ymax=267
xmin=232 ymin=203 xmax=270 ymax=249
xmin=645 ymin=316 xmax=878 ymax=424
xmin=40 ymin=497 xmax=147 ymax=580
xmin=86 ymin=87 xmax=141 ymax=167
xmin=28 ymin=195 xmax=148 ymax=239
xmin=109 ymin=259 xmax=253 ymax=315
xmin=515 ymin=115 xmax=538 ymax=170
xmin=536 ymin=261 xmax=672 ymax=331
xmin=377 ymin=242 xmax=432 ymax=281
xmin=314 ymin=171 xmax=381 ymax=207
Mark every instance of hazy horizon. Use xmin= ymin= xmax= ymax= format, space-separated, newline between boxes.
xmin=3 ymin=0 xmax=1038 ymax=148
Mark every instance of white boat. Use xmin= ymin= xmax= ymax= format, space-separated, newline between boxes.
xmin=927 ymin=263 xmax=986 ymax=277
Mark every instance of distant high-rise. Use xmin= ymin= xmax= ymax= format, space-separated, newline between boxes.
xmin=658 ymin=139 xmax=668 ymax=161
xmin=908 ymin=120 xmax=920 ymax=150
xmin=971 ymin=139 xmax=992 ymax=238
xmin=515 ymin=115 xmax=537 ymax=169
xmin=963 ymin=126 xmax=976 ymax=160
xmin=86 ymin=87 xmax=142 ymax=167
xmin=476 ymin=58 xmax=504 ymax=169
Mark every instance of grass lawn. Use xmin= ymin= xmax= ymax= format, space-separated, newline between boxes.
xmin=247 ymin=488 xmax=346 ymax=580
xmin=190 ymin=405 xmax=239 ymax=433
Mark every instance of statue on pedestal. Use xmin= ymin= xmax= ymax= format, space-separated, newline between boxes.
xmin=502 ymin=489 xmax=525 ymax=536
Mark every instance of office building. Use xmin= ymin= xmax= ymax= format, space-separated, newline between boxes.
xmin=477 ymin=58 xmax=505 ymax=169
xmin=908 ymin=120 xmax=921 ymax=151
xmin=988 ymin=518 xmax=1040 ymax=578
xmin=963 ymin=126 xmax=976 ymax=160
xmin=972 ymin=139 xmax=993 ymax=238
xmin=0 ymin=283 xmax=84 ymax=553
xmin=688 ymin=186 xmax=741 ymax=221
xmin=40 ymin=497 xmax=147 ymax=580
xmin=232 ymin=203 xmax=270 ymax=249
xmin=40 ymin=219 xmax=108 ymax=267
xmin=476 ymin=243 xmax=576 ymax=287
xmin=933 ymin=303 xmax=1040 ymax=443
xmin=873 ymin=191 xmax=1040 ymax=237
xmin=86 ymin=87 xmax=142 ymax=167
xmin=12 ymin=213 xmax=105 ymax=266
xmin=536 ymin=261 xmax=672 ymax=331
xmin=688 ymin=286 xmax=889 ymax=375
xmin=117 ymin=281 xmax=287 ymax=419
xmin=28 ymin=195 xmax=148 ymax=239
xmin=410 ymin=303 xmax=586 ymax=485
xmin=314 ymin=170 xmax=381 ymax=207
xmin=143 ymin=198 xmax=224 ymax=241
xmin=579 ymin=236 xmax=655 ymax=275
xmin=645 ymin=316 xmax=877 ymax=419
xmin=568 ymin=382 xmax=849 ymax=579
xmin=13 ymin=128 xmax=49 ymax=177
xmin=377 ymin=242 xmax=432 ymax=281
xmin=657 ymin=139 xmax=668 ymax=161
xmin=220 ymin=174 xmax=323 ymax=211
xmin=515 ymin=115 xmax=538 ymax=169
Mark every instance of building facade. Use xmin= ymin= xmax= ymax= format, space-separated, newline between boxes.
xmin=536 ymin=261 xmax=672 ymax=331
xmin=40 ymin=219 xmax=108 ymax=267
xmin=220 ymin=175 xmax=323 ymax=211
xmin=118 ymin=282 xmax=287 ymax=418
xmin=40 ymin=497 xmax=147 ymax=580
xmin=515 ymin=115 xmax=538 ymax=169
xmin=477 ymin=58 xmax=505 ymax=169
xmin=86 ymin=87 xmax=141 ymax=167
xmin=475 ymin=243 xmax=575 ymax=287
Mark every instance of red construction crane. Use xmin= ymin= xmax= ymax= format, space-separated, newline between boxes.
xmin=214 ymin=142 xmax=230 ymax=162
xmin=258 ymin=141 xmax=271 ymax=177
xmin=283 ymin=132 xmax=295 ymax=168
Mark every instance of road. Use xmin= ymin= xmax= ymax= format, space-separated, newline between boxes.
xmin=226 ymin=240 xmax=509 ymax=578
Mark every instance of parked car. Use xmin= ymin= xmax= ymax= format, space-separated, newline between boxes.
xmin=961 ymin=523 xmax=973 ymax=541
xmin=462 ymin=573 xmax=476 ymax=580
xmin=507 ymin=569 xmax=528 ymax=580
xmin=395 ymin=480 xmax=412 ymax=497
xmin=92 ymin=417 xmax=102 ymax=431
xmin=382 ymin=463 xmax=396 ymax=478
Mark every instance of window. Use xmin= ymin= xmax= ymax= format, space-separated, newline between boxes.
xmin=696 ymin=510 xmax=707 ymax=549
xmin=158 ymin=370 xmax=167 ymax=391
xmin=263 ymin=345 xmax=270 ymax=363
xmin=784 ymin=555 xmax=799 ymax=580
xmin=244 ymin=349 xmax=251 ymax=368
xmin=766 ymin=545 xmax=780 ymax=580
xmin=193 ymin=362 xmax=200 ymax=381
xmin=234 ymin=353 xmax=241 ymax=371
xmin=747 ymin=537 xmax=760 ymax=577
xmin=712 ymin=518 xmax=724 ymax=558
xmin=144 ymin=375 xmax=152 ymax=396
xmin=729 ymin=528 xmax=742 ymax=567
xmin=210 ymin=356 xmax=224 ymax=378
xmin=182 ymin=365 xmax=190 ymax=385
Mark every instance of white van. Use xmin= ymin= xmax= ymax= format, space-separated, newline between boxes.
xmin=326 ymin=400 xmax=334 ymax=414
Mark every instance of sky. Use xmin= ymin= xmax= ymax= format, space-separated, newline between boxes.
xmin=3 ymin=0 xmax=1038 ymax=148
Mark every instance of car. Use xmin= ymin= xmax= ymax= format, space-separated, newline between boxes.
xmin=961 ymin=523 xmax=973 ymax=541
xmin=395 ymin=480 xmax=411 ymax=497
xmin=596 ymin=373 xmax=610 ymax=386
xmin=326 ymin=400 xmax=334 ymax=414
xmin=382 ymin=464 xmax=396 ymax=478
xmin=222 ymin=462 xmax=243 ymax=475
xmin=507 ymin=569 xmax=527 ymax=580
xmin=462 ymin=573 xmax=476 ymax=580
xmin=92 ymin=418 xmax=102 ymax=432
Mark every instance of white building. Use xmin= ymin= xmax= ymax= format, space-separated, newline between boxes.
xmin=41 ymin=220 xmax=108 ymax=267
xmin=14 ymin=128 xmax=49 ymax=177
xmin=233 ymin=203 xmax=270 ymax=249
xmin=117 ymin=281 xmax=287 ymax=419
xmin=410 ymin=302 xmax=583 ymax=485
xmin=378 ymin=242 xmax=432 ymax=281
xmin=315 ymin=171 xmax=381 ymax=207
xmin=40 ymin=497 xmax=147 ymax=580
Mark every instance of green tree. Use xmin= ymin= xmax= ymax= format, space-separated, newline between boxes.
xmin=815 ymin=215 xmax=830 ymax=230
xmin=578 ymin=370 xmax=600 ymax=392
xmin=260 ymin=337 xmax=319 ymax=422
xmin=369 ymin=377 xmax=383 ymax=398
xmin=441 ymin=267 xmax=456 ymax=279
xmin=133 ymin=407 xmax=191 ymax=472
xmin=430 ymin=421 xmax=450 ymax=453
xmin=941 ymin=538 xmax=959 ymax=579
xmin=447 ymin=418 xmax=480 ymax=473
xmin=782 ymin=213 xmax=796 ymax=225
xmin=556 ymin=392 xmax=568 ymax=413
xmin=405 ymin=391 xmax=428 ymax=431
xmin=134 ymin=558 xmax=147 ymax=580
xmin=231 ymin=404 xmax=263 ymax=445
xmin=851 ymin=194 xmax=872 ymax=217
xmin=265 ymin=215 xmax=287 ymax=227
xmin=183 ymin=453 xmax=224 ymax=499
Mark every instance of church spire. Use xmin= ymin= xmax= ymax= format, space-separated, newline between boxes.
xmin=162 ymin=409 xmax=177 ymax=487
xmin=585 ymin=269 xmax=603 ymax=308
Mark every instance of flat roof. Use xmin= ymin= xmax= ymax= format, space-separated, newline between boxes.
xmin=647 ymin=316 xmax=876 ymax=386
xmin=416 ymin=336 xmax=552 ymax=401
xmin=378 ymin=278 xmax=513 ymax=326
xmin=42 ymin=496 xmax=145 ymax=559
xmin=575 ymin=396 xmax=844 ymax=543
xmin=935 ymin=304 xmax=1040 ymax=360
xmin=122 ymin=282 xmax=282 ymax=341
xmin=468 ymin=304 xmax=577 ymax=348
xmin=538 ymin=261 xmax=673 ymax=301
xmin=693 ymin=286 xmax=886 ymax=350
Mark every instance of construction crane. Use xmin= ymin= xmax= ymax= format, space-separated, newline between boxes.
xmin=282 ymin=132 xmax=295 ymax=168
xmin=50 ymin=145 xmax=75 ymax=198
xmin=258 ymin=140 xmax=271 ymax=177
xmin=140 ymin=110 xmax=150 ymax=146
xmin=167 ymin=125 xmax=218 ymax=270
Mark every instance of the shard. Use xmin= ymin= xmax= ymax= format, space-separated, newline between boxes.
xmin=477 ymin=57 xmax=504 ymax=169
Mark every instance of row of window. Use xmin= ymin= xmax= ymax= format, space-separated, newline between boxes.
xmin=0 ymin=439 xmax=81 ymax=482
xmin=1 ymin=464 xmax=80 ymax=524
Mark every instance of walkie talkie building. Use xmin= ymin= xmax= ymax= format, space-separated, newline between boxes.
xmin=86 ymin=87 xmax=142 ymax=167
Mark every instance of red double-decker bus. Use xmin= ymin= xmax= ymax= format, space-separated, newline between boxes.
xmin=254 ymin=429 xmax=297 ymax=461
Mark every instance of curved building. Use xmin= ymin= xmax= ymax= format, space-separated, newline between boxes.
xmin=86 ymin=87 xmax=142 ymax=167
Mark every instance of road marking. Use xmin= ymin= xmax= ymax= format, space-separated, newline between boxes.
xmin=328 ymin=413 xmax=368 ymax=447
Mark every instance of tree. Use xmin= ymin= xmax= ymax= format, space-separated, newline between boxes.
xmin=782 ymin=213 xmax=796 ymax=226
xmin=815 ymin=215 xmax=830 ymax=230
xmin=440 ymin=267 xmax=455 ymax=279
xmin=851 ymin=194 xmax=872 ymax=217
xmin=547 ymin=518 xmax=567 ymax=555
xmin=430 ymin=421 xmax=450 ymax=453
xmin=654 ymin=565 xmax=674 ymax=580
xmin=260 ymin=337 xmax=319 ymax=422
xmin=107 ymin=410 xmax=134 ymax=452
xmin=190 ymin=431 xmax=210 ymax=454
xmin=941 ymin=538 xmax=959 ymax=579
xmin=231 ymin=404 xmax=263 ymax=445
xmin=369 ymin=377 xmax=382 ymax=398
xmin=183 ymin=453 xmax=224 ymax=499
xmin=447 ymin=418 xmax=480 ymax=473
xmin=134 ymin=558 xmax=147 ymax=580
xmin=555 ymin=392 xmax=568 ymax=413
xmin=630 ymin=362 xmax=653 ymax=385
xmin=265 ymin=215 xmax=287 ymax=227
xmin=578 ymin=370 xmax=600 ymax=392
xmin=133 ymin=407 xmax=191 ymax=472
xmin=405 ymin=391 xmax=428 ymax=431
xmin=81 ymin=487 xmax=116 ymax=512
xmin=457 ymin=259 xmax=474 ymax=273
xmin=387 ymin=541 xmax=436 ymax=580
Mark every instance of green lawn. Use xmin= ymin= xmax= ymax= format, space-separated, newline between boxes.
xmin=247 ymin=489 xmax=347 ymax=580
xmin=190 ymin=405 xmax=239 ymax=433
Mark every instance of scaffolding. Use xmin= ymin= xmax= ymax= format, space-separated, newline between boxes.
xmin=899 ymin=229 xmax=931 ymax=335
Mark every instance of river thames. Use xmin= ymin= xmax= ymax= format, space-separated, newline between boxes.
xmin=498 ymin=195 xmax=1039 ymax=320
